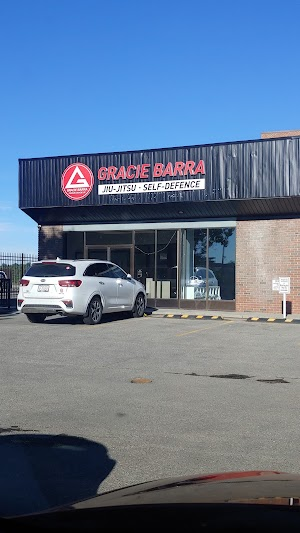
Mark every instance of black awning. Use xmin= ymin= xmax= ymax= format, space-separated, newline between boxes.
xmin=23 ymin=196 xmax=300 ymax=226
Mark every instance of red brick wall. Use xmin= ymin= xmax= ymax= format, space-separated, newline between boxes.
xmin=261 ymin=130 xmax=300 ymax=138
xmin=38 ymin=225 xmax=64 ymax=260
xmin=236 ymin=219 xmax=300 ymax=314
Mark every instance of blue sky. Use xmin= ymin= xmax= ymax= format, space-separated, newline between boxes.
xmin=1 ymin=0 xmax=300 ymax=253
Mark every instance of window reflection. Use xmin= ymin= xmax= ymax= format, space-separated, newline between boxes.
xmin=156 ymin=231 xmax=177 ymax=298
xmin=134 ymin=231 xmax=177 ymax=299
xmin=181 ymin=227 xmax=235 ymax=301
xmin=74 ymin=227 xmax=236 ymax=303
xmin=134 ymin=231 xmax=155 ymax=294
xmin=208 ymin=228 xmax=236 ymax=300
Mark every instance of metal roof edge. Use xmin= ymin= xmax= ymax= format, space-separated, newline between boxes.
xmin=18 ymin=135 xmax=300 ymax=163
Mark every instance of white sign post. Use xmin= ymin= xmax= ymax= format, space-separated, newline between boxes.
xmin=272 ymin=277 xmax=290 ymax=318
xmin=279 ymin=277 xmax=290 ymax=319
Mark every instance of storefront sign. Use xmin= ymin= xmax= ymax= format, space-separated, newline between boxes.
xmin=19 ymin=137 xmax=300 ymax=210
xmin=61 ymin=163 xmax=94 ymax=201
xmin=97 ymin=160 xmax=205 ymax=181
xmin=98 ymin=178 xmax=205 ymax=195
xmin=97 ymin=160 xmax=205 ymax=196
xmin=22 ymin=147 xmax=212 ymax=207
xmin=60 ymin=159 xmax=206 ymax=201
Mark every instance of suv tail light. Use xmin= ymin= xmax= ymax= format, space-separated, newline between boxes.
xmin=20 ymin=279 xmax=30 ymax=286
xmin=58 ymin=280 xmax=82 ymax=287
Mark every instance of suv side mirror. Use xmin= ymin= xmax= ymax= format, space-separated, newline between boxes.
xmin=127 ymin=273 xmax=132 ymax=280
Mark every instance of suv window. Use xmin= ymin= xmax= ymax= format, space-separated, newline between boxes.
xmin=25 ymin=263 xmax=76 ymax=277
xmin=106 ymin=264 xmax=127 ymax=279
xmin=84 ymin=263 xmax=113 ymax=277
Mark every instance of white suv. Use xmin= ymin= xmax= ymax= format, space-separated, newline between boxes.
xmin=17 ymin=259 xmax=147 ymax=325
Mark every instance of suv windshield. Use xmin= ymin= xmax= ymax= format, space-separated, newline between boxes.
xmin=25 ymin=263 xmax=76 ymax=277
xmin=195 ymin=268 xmax=206 ymax=278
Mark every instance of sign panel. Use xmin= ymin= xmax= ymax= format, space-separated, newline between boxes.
xmin=279 ymin=277 xmax=290 ymax=294
xmin=98 ymin=178 xmax=205 ymax=196
xmin=61 ymin=163 xmax=94 ymax=201
xmin=18 ymin=137 xmax=300 ymax=209
xmin=20 ymin=151 xmax=209 ymax=208
xmin=272 ymin=279 xmax=280 ymax=291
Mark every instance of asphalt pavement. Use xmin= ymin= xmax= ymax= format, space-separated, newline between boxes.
xmin=1 ymin=311 xmax=300 ymax=500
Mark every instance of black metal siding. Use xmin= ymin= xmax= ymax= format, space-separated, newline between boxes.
xmin=19 ymin=136 xmax=300 ymax=222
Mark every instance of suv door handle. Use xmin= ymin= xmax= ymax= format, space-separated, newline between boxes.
xmin=99 ymin=281 xmax=105 ymax=285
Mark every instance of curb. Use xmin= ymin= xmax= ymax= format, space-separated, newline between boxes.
xmin=144 ymin=314 xmax=300 ymax=323
xmin=246 ymin=317 xmax=300 ymax=324
xmin=144 ymin=313 xmax=223 ymax=320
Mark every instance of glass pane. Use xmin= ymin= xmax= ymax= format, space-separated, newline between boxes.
xmin=108 ymin=265 xmax=127 ymax=279
xmin=88 ymin=249 xmax=108 ymax=260
xmin=134 ymin=232 xmax=155 ymax=296
xmin=84 ymin=263 xmax=114 ymax=277
xmin=110 ymin=249 xmax=131 ymax=274
xmin=100 ymin=263 xmax=118 ymax=279
xmin=26 ymin=263 xmax=76 ymax=277
xmin=86 ymin=232 xmax=132 ymax=245
xmin=66 ymin=232 xmax=84 ymax=259
xmin=156 ymin=230 xmax=177 ymax=299
xmin=181 ymin=229 xmax=207 ymax=300
xmin=208 ymin=228 xmax=236 ymax=300
xmin=84 ymin=264 xmax=98 ymax=276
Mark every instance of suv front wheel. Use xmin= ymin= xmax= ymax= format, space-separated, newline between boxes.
xmin=132 ymin=293 xmax=145 ymax=318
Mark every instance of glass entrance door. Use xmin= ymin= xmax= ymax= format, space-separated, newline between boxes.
xmin=110 ymin=248 xmax=132 ymax=275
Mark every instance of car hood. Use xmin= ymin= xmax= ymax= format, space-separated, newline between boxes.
xmin=71 ymin=471 xmax=300 ymax=509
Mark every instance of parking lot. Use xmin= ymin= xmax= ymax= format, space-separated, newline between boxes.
xmin=1 ymin=311 xmax=300 ymax=495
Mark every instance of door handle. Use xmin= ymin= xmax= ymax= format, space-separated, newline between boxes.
xmin=99 ymin=281 xmax=105 ymax=285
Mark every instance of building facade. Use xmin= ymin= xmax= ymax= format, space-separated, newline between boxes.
xmin=19 ymin=134 xmax=300 ymax=313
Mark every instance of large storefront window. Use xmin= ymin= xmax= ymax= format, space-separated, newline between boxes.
xmin=181 ymin=227 xmax=235 ymax=301
xmin=65 ymin=224 xmax=235 ymax=306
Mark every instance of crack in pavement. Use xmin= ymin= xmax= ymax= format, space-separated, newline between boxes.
xmin=165 ymin=371 xmax=291 ymax=384
xmin=0 ymin=426 xmax=39 ymax=434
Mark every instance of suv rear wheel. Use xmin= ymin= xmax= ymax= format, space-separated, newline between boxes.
xmin=26 ymin=313 xmax=46 ymax=323
xmin=83 ymin=296 xmax=102 ymax=325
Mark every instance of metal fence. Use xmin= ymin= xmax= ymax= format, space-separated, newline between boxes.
xmin=0 ymin=253 xmax=38 ymax=298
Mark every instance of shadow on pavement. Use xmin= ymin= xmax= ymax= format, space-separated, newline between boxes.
xmin=0 ymin=307 xmax=19 ymax=320
xmin=42 ymin=308 xmax=157 ymax=325
xmin=2 ymin=306 xmax=158 ymax=324
xmin=44 ymin=312 xmax=134 ymax=325
xmin=144 ymin=307 xmax=157 ymax=315
xmin=0 ymin=433 xmax=116 ymax=517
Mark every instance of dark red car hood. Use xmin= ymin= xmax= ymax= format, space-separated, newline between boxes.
xmin=72 ymin=471 xmax=300 ymax=509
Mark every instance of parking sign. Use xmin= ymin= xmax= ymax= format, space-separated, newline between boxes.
xmin=279 ymin=277 xmax=290 ymax=294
